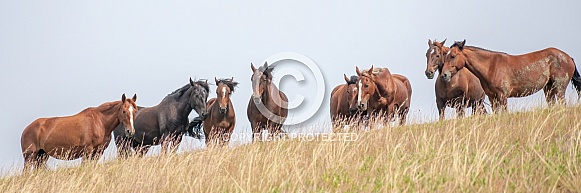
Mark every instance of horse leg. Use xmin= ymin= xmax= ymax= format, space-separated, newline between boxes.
xmin=398 ymin=107 xmax=409 ymax=125
xmin=456 ymin=106 xmax=466 ymax=118
xmin=134 ymin=144 xmax=150 ymax=157
xmin=34 ymin=150 xmax=49 ymax=171
xmin=437 ymin=98 xmax=445 ymax=121
xmin=169 ymin=134 xmax=183 ymax=153
xmin=543 ymin=80 xmax=557 ymax=106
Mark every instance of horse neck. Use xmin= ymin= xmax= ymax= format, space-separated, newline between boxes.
xmin=437 ymin=47 xmax=450 ymax=74
xmin=163 ymin=88 xmax=194 ymax=117
xmin=373 ymin=71 xmax=395 ymax=96
xmin=96 ymin=101 xmax=122 ymax=133
xmin=463 ymin=48 xmax=495 ymax=85
xmin=261 ymin=81 xmax=277 ymax=105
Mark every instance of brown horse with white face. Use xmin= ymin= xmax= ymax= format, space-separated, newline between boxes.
xmin=425 ymin=39 xmax=487 ymax=120
xmin=355 ymin=66 xmax=412 ymax=125
xmin=204 ymin=77 xmax=239 ymax=147
xmin=21 ymin=94 xmax=137 ymax=171
xmin=441 ymin=40 xmax=581 ymax=112
xmin=247 ymin=62 xmax=288 ymax=141
xmin=330 ymin=74 xmax=361 ymax=129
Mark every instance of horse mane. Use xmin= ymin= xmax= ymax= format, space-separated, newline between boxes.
xmin=258 ymin=65 xmax=275 ymax=78
xmin=216 ymin=78 xmax=240 ymax=93
xmin=167 ymin=80 xmax=210 ymax=97
xmin=451 ymin=41 xmax=507 ymax=55
xmin=346 ymin=75 xmax=359 ymax=85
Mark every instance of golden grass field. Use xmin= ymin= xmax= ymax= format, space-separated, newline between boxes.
xmin=1 ymin=105 xmax=580 ymax=192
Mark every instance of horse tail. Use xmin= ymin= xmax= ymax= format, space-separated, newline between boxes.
xmin=571 ymin=58 xmax=581 ymax=98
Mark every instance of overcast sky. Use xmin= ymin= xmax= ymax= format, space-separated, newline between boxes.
xmin=1 ymin=1 xmax=580 ymax=173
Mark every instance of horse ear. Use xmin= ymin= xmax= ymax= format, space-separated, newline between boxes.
xmin=231 ymin=77 xmax=234 ymax=82
xmin=251 ymin=63 xmax=257 ymax=72
xmin=263 ymin=61 xmax=268 ymax=69
xmin=190 ymin=77 xmax=195 ymax=86
xmin=122 ymin=93 xmax=127 ymax=102
xmin=428 ymin=39 xmax=433 ymax=46
xmin=441 ymin=38 xmax=447 ymax=46
xmin=132 ymin=94 xmax=137 ymax=102
xmin=215 ymin=77 xmax=219 ymax=85
xmin=369 ymin=65 xmax=374 ymax=73
xmin=459 ymin=39 xmax=466 ymax=50
xmin=356 ymin=66 xmax=362 ymax=76
xmin=344 ymin=74 xmax=350 ymax=83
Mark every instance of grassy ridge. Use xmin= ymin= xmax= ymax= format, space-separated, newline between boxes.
xmin=1 ymin=106 xmax=581 ymax=192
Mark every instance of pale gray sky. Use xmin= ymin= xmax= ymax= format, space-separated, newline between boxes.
xmin=1 ymin=1 xmax=580 ymax=172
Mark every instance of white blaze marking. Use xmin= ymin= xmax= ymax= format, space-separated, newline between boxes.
xmin=430 ymin=49 xmax=435 ymax=55
xmin=357 ymin=81 xmax=362 ymax=104
xmin=447 ymin=50 xmax=451 ymax=55
xmin=222 ymin=86 xmax=227 ymax=98
xmin=128 ymin=106 xmax=134 ymax=129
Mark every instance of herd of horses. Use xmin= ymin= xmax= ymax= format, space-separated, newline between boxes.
xmin=19 ymin=39 xmax=581 ymax=172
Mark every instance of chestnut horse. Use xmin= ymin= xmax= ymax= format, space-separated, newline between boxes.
xmin=330 ymin=74 xmax=361 ymax=129
xmin=442 ymin=40 xmax=581 ymax=112
xmin=247 ymin=62 xmax=288 ymax=141
xmin=204 ymin=78 xmax=239 ymax=147
xmin=114 ymin=78 xmax=209 ymax=157
xmin=425 ymin=39 xmax=487 ymax=120
xmin=355 ymin=66 xmax=412 ymax=125
xmin=21 ymin=94 xmax=138 ymax=171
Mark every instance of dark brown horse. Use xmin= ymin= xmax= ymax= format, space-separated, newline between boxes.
xmin=355 ymin=66 xmax=412 ymax=125
xmin=114 ymin=78 xmax=209 ymax=157
xmin=425 ymin=39 xmax=487 ymax=120
xmin=247 ymin=62 xmax=288 ymax=141
xmin=442 ymin=40 xmax=581 ymax=112
xmin=21 ymin=94 xmax=138 ymax=171
xmin=330 ymin=74 xmax=360 ymax=129
xmin=203 ymin=77 xmax=239 ymax=147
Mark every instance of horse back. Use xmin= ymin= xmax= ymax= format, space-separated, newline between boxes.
xmin=392 ymin=74 xmax=412 ymax=106
xmin=330 ymin=84 xmax=349 ymax=119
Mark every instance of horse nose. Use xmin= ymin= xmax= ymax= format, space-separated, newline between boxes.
xmin=125 ymin=128 xmax=134 ymax=138
xmin=441 ymin=72 xmax=451 ymax=82
xmin=425 ymin=71 xmax=434 ymax=79
xmin=201 ymin=112 xmax=208 ymax=118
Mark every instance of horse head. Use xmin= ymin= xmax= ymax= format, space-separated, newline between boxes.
xmin=250 ymin=62 xmax=274 ymax=104
xmin=118 ymin=93 xmax=138 ymax=138
xmin=441 ymin=40 xmax=467 ymax=82
xmin=355 ymin=66 xmax=378 ymax=112
xmin=425 ymin=39 xmax=447 ymax=79
xmin=215 ymin=77 xmax=239 ymax=114
xmin=189 ymin=78 xmax=210 ymax=118
xmin=344 ymin=74 xmax=360 ymax=115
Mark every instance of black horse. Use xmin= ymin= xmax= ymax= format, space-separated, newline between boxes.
xmin=114 ymin=78 xmax=209 ymax=157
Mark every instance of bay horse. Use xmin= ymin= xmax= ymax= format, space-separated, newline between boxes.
xmin=203 ymin=77 xmax=239 ymax=147
xmin=355 ymin=66 xmax=412 ymax=125
xmin=425 ymin=39 xmax=487 ymax=120
xmin=114 ymin=78 xmax=209 ymax=157
xmin=330 ymin=74 xmax=361 ymax=129
xmin=247 ymin=62 xmax=288 ymax=141
xmin=21 ymin=94 xmax=138 ymax=171
xmin=441 ymin=40 xmax=581 ymax=112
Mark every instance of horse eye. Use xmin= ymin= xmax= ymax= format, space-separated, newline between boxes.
xmin=364 ymin=84 xmax=369 ymax=88
xmin=436 ymin=55 xmax=439 ymax=58
xmin=123 ymin=111 xmax=126 ymax=114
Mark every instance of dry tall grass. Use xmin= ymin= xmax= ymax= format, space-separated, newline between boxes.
xmin=1 ymin=105 xmax=580 ymax=192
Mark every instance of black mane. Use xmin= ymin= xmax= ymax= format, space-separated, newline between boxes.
xmin=167 ymin=80 xmax=210 ymax=97
xmin=451 ymin=41 xmax=507 ymax=55
xmin=347 ymin=75 xmax=359 ymax=85
xmin=216 ymin=78 xmax=240 ymax=93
